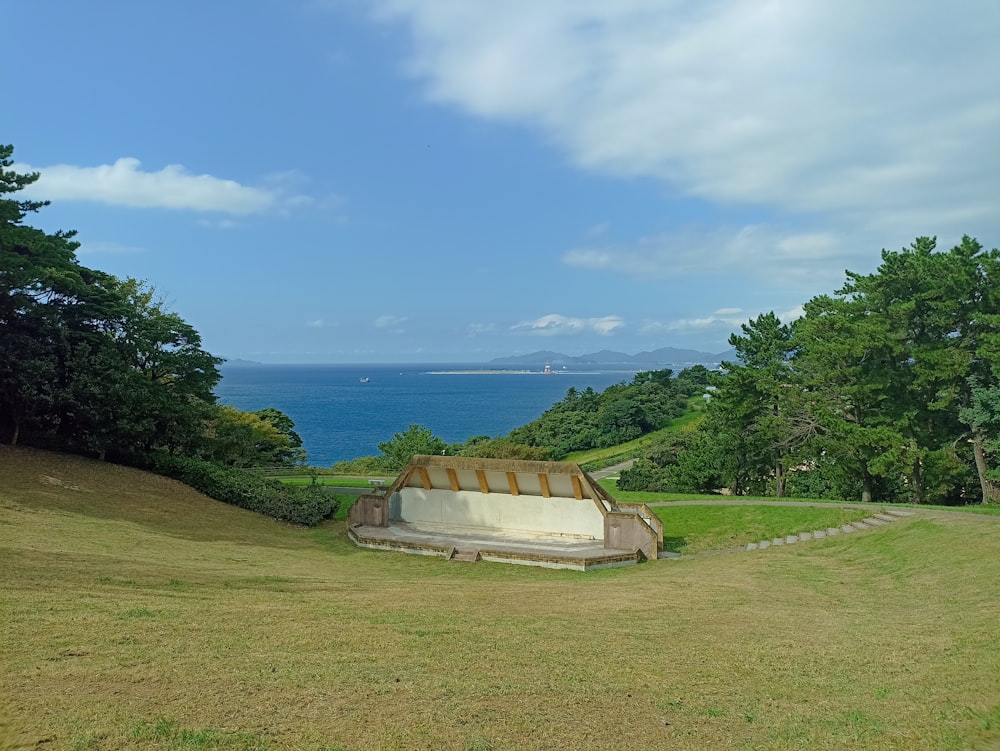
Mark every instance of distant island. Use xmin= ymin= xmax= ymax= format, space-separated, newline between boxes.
xmin=486 ymin=347 xmax=734 ymax=369
xmin=216 ymin=348 xmax=735 ymax=369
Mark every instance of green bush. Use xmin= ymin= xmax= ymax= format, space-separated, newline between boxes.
xmin=141 ymin=453 xmax=339 ymax=525
xmin=330 ymin=455 xmax=393 ymax=475
xmin=617 ymin=459 xmax=675 ymax=492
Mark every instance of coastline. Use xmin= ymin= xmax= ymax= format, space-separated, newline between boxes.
xmin=424 ymin=369 xmax=599 ymax=375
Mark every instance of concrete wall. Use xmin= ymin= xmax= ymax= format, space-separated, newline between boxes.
xmin=389 ymin=487 xmax=605 ymax=540
xmin=604 ymin=512 xmax=658 ymax=560
xmin=347 ymin=494 xmax=389 ymax=528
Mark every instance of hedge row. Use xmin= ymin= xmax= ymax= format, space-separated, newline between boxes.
xmin=142 ymin=453 xmax=339 ymax=526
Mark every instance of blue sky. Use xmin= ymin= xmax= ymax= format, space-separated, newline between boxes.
xmin=5 ymin=1 xmax=998 ymax=363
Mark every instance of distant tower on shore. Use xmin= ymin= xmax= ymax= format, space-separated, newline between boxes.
xmin=543 ymin=363 xmax=552 ymax=375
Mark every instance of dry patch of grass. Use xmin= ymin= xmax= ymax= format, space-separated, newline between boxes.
xmin=2 ymin=446 xmax=999 ymax=751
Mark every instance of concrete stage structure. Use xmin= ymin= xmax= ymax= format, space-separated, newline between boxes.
xmin=348 ymin=455 xmax=663 ymax=570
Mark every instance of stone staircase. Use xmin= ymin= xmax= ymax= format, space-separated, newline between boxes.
xmin=449 ymin=548 xmax=482 ymax=563
xmin=744 ymin=509 xmax=914 ymax=551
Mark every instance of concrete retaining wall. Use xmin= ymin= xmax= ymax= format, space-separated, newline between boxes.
xmin=604 ymin=512 xmax=658 ymax=560
xmin=389 ymin=487 xmax=605 ymax=539
xmin=347 ymin=494 xmax=390 ymax=527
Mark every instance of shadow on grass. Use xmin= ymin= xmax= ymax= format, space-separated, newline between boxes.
xmin=662 ymin=536 xmax=687 ymax=554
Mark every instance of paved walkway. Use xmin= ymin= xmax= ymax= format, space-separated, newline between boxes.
xmin=589 ymin=460 xmax=635 ymax=480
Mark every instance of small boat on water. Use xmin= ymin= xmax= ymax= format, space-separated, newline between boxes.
xmin=359 ymin=377 xmax=369 ymax=383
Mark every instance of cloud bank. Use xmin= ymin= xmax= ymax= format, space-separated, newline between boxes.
xmin=367 ymin=0 xmax=1000 ymax=279
xmin=16 ymin=159 xmax=341 ymax=216
xmin=513 ymin=313 xmax=624 ymax=336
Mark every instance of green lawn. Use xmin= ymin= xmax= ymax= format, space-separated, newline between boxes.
xmin=271 ymin=475 xmax=384 ymax=488
xmin=656 ymin=505 xmax=871 ymax=554
xmin=3 ymin=446 xmax=1000 ymax=751
xmin=600 ymin=479 xmax=1000 ymax=516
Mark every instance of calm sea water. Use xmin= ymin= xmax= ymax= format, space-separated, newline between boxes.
xmin=214 ymin=364 xmax=638 ymax=467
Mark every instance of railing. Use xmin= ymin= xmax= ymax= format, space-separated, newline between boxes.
xmin=617 ymin=501 xmax=664 ymax=551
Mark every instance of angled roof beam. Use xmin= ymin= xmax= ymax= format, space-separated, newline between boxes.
xmin=538 ymin=473 xmax=551 ymax=498
xmin=476 ymin=470 xmax=490 ymax=494
xmin=506 ymin=472 xmax=520 ymax=496
xmin=446 ymin=467 xmax=460 ymax=492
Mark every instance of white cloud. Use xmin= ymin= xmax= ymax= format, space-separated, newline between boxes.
xmin=466 ymin=322 xmax=499 ymax=335
xmin=643 ymin=303 xmax=804 ymax=339
xmin=512 ymin=313 xmax=624 ymax=336
xmin=17 ymin=158 xmax=274 ymax=214
xmin=16 ymin=159 xmax=344 ymax=216
xmin=562 ymin=224 xmax=847 ymax=288
xmin=777 ymin=305 xmax=805 ymax=324
xmin=366 ymin=1 xmax=999 ymax=267
xmin=198 ymin=218 xmax=240 ymax=230
xmin=374 ymin=315 xmax=408 ymax=333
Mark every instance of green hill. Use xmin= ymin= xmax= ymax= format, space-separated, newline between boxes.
xmin=2 ymin=446 xmax=999 ymax=750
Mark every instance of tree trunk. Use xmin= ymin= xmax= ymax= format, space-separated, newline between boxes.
xmin=774 ymin=460 xmax=786 ymax=498
xmin=972 ymin=433 xmax=1000 ymax=504
xmin=11 ymin=419 xmax=20 ymax=447
xmin=910 ymin=457 xmax=924 ymax=504
xmin=861 ymin=468 xmax=874 ymax=504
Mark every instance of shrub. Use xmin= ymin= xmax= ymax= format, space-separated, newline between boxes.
xmin=330 ymin=455 xmax=392 ymax=475
xmin=140 ymin=453 xmax=339 ymax=525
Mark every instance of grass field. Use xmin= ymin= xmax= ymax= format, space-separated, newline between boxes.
xmin=3 ymin=446 xmax=1000 ymax=750
xmin=564 ymin=396 xmax=706 ymax=469
xmin=270 ymin=476 xmax=382 ymax=489
xmin=601 ymin=479 xmax=1000 ymax=517
xmin=655 ymin=505 xmax=871 ymax=554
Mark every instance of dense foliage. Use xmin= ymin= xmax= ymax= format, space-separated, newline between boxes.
xmin=142 ymin=453 xmax=337 ymax=525
xmin=620 ymin=237 xmax=1000 ymax=504
xmin=0 ymin=145 xmax=330 ymax=524
xmin=509 ymin=369 xmax=689 ymax=457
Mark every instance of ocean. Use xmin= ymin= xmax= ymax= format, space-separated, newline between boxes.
xmin=214 ymin=364 xmax=639 ymax=467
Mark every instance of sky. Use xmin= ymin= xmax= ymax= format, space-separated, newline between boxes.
xmin=4 ymin=1 xmax=998 ymax=364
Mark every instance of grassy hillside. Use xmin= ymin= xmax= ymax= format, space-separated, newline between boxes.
xmin=565 ymin=396 xmax=706 ymax=469
xmin=3 ymin=446 xmax=1000 ymax=751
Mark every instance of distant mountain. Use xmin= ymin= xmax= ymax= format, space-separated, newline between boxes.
xmin=487 ymin=347 xmax=734 ymax=369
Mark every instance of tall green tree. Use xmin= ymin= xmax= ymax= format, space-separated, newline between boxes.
xmin=378 ymin=424 xmax=447 ymax=469
xmin=961 ymin=379 xmax=1000 ymax=501
xmin=707 ymin=312 xmax=797 ymax=495
xmin=794 ymin=236 xmax=1000 ymax=503
xmin=0 ymin=145 xmax=223 ymax=459
xmin=0 ymin=144 xmax=85 ymax=445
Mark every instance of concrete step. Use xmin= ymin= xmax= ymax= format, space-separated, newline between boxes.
xmin=450 ymin=549 xmax=481 ymax=563
xmin=863 ymin=517 xmax=887 ymax=526
xmin=882 ymin=508 xmax=915 ymax=517
xmin=826 ymin=527 xmax=841 ymax=536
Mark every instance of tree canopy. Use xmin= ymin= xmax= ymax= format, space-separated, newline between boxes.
xmin=1 ymin=144 xmax=329 ymax=522
xmin=621 ymin=236 xmax=1000 ymax=504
